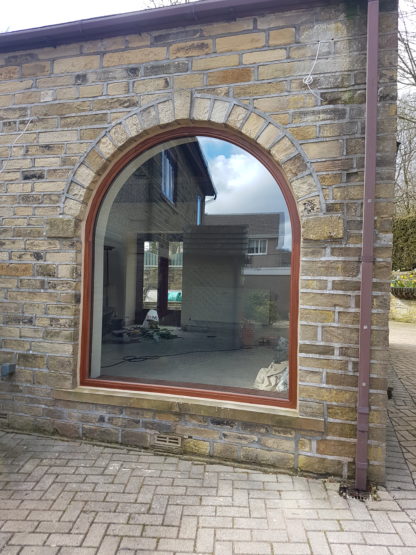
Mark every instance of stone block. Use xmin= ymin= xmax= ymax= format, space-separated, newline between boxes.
xmin=52 ymin=420 xmax=82 ymax=439
xmin=216 ymin=33 xmax=265 ymax=53
xmin=171 ymin=40 xmax=212 ymax=58
xmin=282 ymin=154 xmax=308 ymax=180
xmin=298 ymin=455 xmax=343 ymax=476
xmin=322 ymin=326 xmax=359 ymax=344
xmin=192 ymin=97 xmax=211 ymax=121
xmin=213 ymin=442 xmax=239 ymax=460
xmin=317 ymin=439 xmax=355 ymax=458
xmin=290 ymin=126 xmax=317 ymax=141
xmin=300 ymin=385 xmax=357 ymax=404
xmin=121 ymin=429 xmax=151 ymax=448
xmin=211 ymin=99 xmax=230 ymax=123
xmin=302 ymin=214 xmax=344 ymax=241
xmin=176 ymin=425 xmax=219 ymax=440
xmin=303 ymin=140 xmax=343 ymax=159
xmin=103 ymin=47 xmax=166 ymax=67
xmin=257 ymin=124 xmax=282 ymax=149
xmin=158 ymin=100 xmax=174 ymax=125
xmin=255 ymin=94 xmax=315 ymax=112
xmin=241 ymin=447 xmax=294 ymax=469
xmin=174 ymin=90 xmax=191 ymax=120
xmin=174 ymin=73 xmax=204 ymax=89
xmin=242 ymin=48 xmax=286 ymax=64
xmin=207 ymin=68 xmax=253 ymax=85
xmin=226 ymin=105 xmax=248 ymax=129
xmin=97 ymin=136 xmax=117 ymax=159
xmin=45 ymin=218 xmax=75 ymax=239
xmin=82 ymin=425 xmax=119 ymax=444
xmin=54 ymin=55 xmax=100 ymax=73
xmin=269 ymin=27 xmax=296 ymax=46
xmin=222 ymin=432 xmax=257 ymax=444
xmin=143 ymin=61 xmax=188 ymax=77
xmin=193 ymin=54 xmax=239 ymax=70
xmin=125 ymin=114 xmax=142 ymax=137
xmin=300 ymin=308 xmax=334 ymax=323
xmin=183 ymin=438 xmax=210 ymax=455
xmin=108 ymin=123 xmax=129 ymax=148
xmin=141 ymin=105 xmax=158 ymax=129
xmin=79 ymin=84 xmax=103 ymax=97
xmin=271 ymin=136 xmax=298 ymax=162
xmin=258 ymin=437 xmax=294 ymax=451
xmin=241 ymin=113 xmax=265 ymax=139
xmin=0 ymin=263 xmax=32 ymax=276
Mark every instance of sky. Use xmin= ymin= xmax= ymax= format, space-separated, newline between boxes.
xmin=2 ymin=0 xmax=412 ymax=33
xmin=198 ymin=138 xmax=292 ymax=249
xmin=3 ymin=0 xmax=156 ymax=32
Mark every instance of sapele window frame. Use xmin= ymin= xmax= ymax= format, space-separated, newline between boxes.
xmin=79 ymin=127 xmax=300 ymax=409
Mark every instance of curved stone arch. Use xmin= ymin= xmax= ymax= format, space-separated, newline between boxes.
xmin=61 ymin=92 xmax=326 ymax=220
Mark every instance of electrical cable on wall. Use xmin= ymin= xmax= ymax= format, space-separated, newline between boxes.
xmin=0 ymin=117 xmax=34 ymax=177
xmin=303 ymin=41 xmax=322 ymax=101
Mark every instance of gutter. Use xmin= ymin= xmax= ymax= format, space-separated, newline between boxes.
xmin=355 ymin=0 xmax=380 ymax=492
xmin=0 ymin=0 xmax=336 ymax=53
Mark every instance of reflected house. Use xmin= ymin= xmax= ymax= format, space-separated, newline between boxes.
xmin=101 ymin=138 xmax=216 ymax=333
xmin=94 ymin=137 xmax=291 ymax=390
xmin=204 ymin=213 xmax=291 ymax=324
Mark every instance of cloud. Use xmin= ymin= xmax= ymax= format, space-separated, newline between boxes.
xmin=198 ymin=138 xmax=292 ymax=250
xmin=200 ymin=142 xmax=285 ymax=215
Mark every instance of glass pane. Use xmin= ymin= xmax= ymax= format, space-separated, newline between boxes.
xmin=91 ymin=137 xmax=292 ymax=399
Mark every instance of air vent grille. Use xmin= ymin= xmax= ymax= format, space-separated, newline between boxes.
xmin=154 ymin=434 xmax=182 ymax=451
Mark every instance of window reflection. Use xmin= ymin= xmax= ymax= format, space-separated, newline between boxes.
xmin=91 ymin=137 xmax=292 ymax=398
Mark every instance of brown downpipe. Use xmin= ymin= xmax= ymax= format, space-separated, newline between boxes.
xmin=355 ymin=0 xmax=380 ymax=492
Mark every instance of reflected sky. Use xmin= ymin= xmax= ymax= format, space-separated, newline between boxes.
xmin=197 ymin=137 xmax=292 ymax=250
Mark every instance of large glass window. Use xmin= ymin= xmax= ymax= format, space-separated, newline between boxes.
xmin=88 ymin=136 xmax=295 ymax=404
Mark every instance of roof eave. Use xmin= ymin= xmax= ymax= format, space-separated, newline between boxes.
xmin=0 ymin=0 xmax=333 ymax=53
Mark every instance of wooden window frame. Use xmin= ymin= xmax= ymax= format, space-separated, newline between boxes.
xmin=79 ymin=127 xmax=300 ymax=409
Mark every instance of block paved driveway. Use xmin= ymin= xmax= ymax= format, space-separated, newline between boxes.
xmin=0 ymin=321 xmax=415 ymax=555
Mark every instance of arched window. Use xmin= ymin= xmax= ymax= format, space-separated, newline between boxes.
xmin=81 ymin=132 xmax=299 ymax=408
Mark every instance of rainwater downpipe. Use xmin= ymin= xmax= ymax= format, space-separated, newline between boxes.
xmin=355 ymin=0 xmax=380 ymax=492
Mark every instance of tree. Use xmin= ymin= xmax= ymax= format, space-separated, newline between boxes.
xmin=396 ymin=1 xmax=416 ymax=215
xmin=396 ymin=94 xmax=416 ymax=215
xmin=398 ymin=0 xmax=416 ymax=89
xmin=143 ymin=0 xmax=195 ymax=8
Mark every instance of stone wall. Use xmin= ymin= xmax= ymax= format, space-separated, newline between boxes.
xmin=390 ymin=294 xmax=416 ymax=323
xmin=0 ymin=0 xmax=398 ymax=482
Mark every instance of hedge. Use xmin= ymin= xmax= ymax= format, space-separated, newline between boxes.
xmin=392 ymin=215 xmax=416 ymax=271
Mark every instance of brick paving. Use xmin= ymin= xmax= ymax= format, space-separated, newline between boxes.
xmin=0 ymin=320 xmax=415 ymax=554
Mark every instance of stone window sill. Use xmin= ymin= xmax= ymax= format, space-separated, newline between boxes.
xmin=54 ymin=386 xmax=324 ymax=433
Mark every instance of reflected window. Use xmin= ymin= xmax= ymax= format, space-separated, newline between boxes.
xmin=161 ymin=151 xmax=175 ymax=202
xmin=248 ymin=239 xmax=267 ymax=255
xmin=89 ymin=136 xmax=295 ymax=404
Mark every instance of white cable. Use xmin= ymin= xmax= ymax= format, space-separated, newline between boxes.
xmin=303 ymin=41 xmax=322 ymax=101
xmin=0 ymin=117 xmax=34 ymax=177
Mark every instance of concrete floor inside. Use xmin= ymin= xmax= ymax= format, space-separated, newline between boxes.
xmin=100 ymin=325 xmax=289 ymax=397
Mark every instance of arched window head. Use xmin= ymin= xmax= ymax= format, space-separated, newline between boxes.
xmin=83 ymin=134 xmax=298 ymax=407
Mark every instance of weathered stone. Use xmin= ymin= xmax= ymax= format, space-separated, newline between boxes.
xmin=302 ymin=214 xmax=344 ymax=241
xmin=298 ymin=455 xmax=344 ymax=476
xmin=183 ymin=438 xmax=210 ymax=455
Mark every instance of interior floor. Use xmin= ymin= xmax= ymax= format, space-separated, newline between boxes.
xmin=99 ymin=326 xmax=288 ymax=396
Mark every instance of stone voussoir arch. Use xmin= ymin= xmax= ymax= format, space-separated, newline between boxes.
xmin=61 ymin=91 xmax=326 ymax=220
